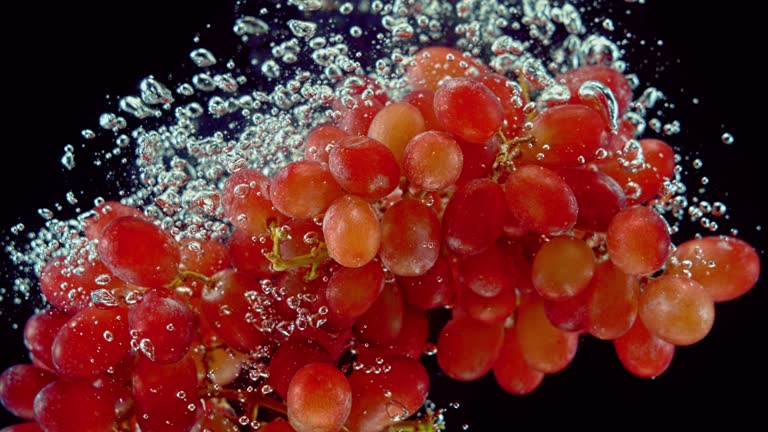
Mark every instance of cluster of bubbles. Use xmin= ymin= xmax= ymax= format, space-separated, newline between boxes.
xmin=0 ymin=0 xmax=734 ymax=377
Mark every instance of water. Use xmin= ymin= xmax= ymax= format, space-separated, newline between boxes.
xmin=0 ymin=0 xmax=762 ymax=429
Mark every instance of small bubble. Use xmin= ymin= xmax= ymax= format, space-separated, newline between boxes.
xmin=190 ymin=48 xmax=217 ymax=67
xmin=721 ymin=132 xmax=734 ymax=145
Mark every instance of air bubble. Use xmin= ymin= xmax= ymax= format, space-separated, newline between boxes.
xmin=190 ymin=48 xmax=217 ymax=67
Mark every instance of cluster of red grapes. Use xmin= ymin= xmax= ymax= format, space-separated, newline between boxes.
xmin=0 ymin=46 xmax=760 ymax=432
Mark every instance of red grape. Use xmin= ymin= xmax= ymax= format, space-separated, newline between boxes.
xmin=287 ymin=363 xmax=352 ymax=432
xmin=614 ymin=318 xmax=675 ymax=379
xmin=557 ymin=65 xmax=633 ymax=114
xmin=34 ymin=380 xmax=117 ymax=432
xmin=380 ymin=199 xmax=441 ymax=276
xmin=437 ymin=316 xmax=504 ymax=381
xmin=268 ymin=338 xmax=333 ymax=400
xmin=355 ymin=283 xmax=404 ymax=346
xmin=97 ymin=216 xmax=181 ymax=288
xmin=639 ymin=275 xmax=715 ymax=346
xmin=406 ymin=46 xmax=488 ymax=92
xmin=201 ymin=269 xmax=269 ymax=353
xmin=328 ymin=136 xmax=400 ymax=199
xmin=402 ymin=89 xmax=441 ymax=131
xmin=606 ymin=205 xmax=671 ymax=276
xmin=132 ymin=354 xmax=200 ymax=432
xmin=271 ymin=160 xmax=343 ymax=219
xmin=397 ymin=255 xmax=456 ymax=310
xmin=522 ymin=104 xmax=609 ymax=168
xmin=666 ymin=236 xmax=760 ymax=302
xmin=325 ymin=260 xmax=385 ymax=320
xmin=345 ymin=356 xmax=429 ymax=432
xmin=367 ymin=102 xmax=426 ymax=166
xmin=504 ymin=165 xmax=578 ymax=235
xmin=0 ymin=364 xmax=57 ymax=420
xmin=516 ymin=297 xmax=579 ymax=373
xmin=51 ymin=306 xmax=131 ymax=379
xmin=442 ymin=178 xmax=507 ymax=256
xmin=323 ymin=194 xmax=381 ymax=268
xmin=128 ymin=288 xmax=196 ymax=363
xmin=221 ymin=168 xmax=281 ymax=236
xmin=304 ymin=125 xmax=348 ymax=163
xmin=434 ymin=77 xmax=504 ymax=144
xmin=583 ymin=261 xmax=639 ymax=340
xmin=531 ymin=236 xmax=595 ymax=301
xmin=23 ymin=310 xmax=71 ymax=371
xmin=82 ymin=200 xmax=144 ymax=240
xmin=402 ymin=131 xmax=463 ymax=191
xmin=493 ymin=327 xmax=545 ymax=395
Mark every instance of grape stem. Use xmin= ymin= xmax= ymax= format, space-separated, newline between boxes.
xmin=265 ymin=222 xmax=328 ymax=281
xmin=493 ymin=129 xmax=534 ymax=178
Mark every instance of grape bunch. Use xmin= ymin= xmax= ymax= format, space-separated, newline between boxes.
xmin=0 ymin=45 xmax=760 ymax=432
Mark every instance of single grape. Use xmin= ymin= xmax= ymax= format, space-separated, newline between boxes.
xmin=228 ymin=228 xmax=279 ymax=278
xmin=34 ymin=380 xmax=117 ymax=432
xmin=345 ymin=356 xmax=429 ymax=432
xmin=521 ymin=104 xmax=609 ymax=168
xmin=354 ymin=283 xmax=405 ymax=346
xmin=442 ymin=179 xmax=507 ymax=256
xmin=23 ymin=309 xmax=71 ymax=371
xmin=221 ymin=168 xmax=282 ymax=236
xmin=434 ymin=77 xmax=504 ymax=144
xmin=559 ymin=167 xmax=627 ymax=232
xmin=557 ymin=65 xmax=633 ymax=114
xmin=458 ymin=241 xmax=516 ymax=298
xmin=584 ymin=261 xmax=639 ymax=340
xmin=325 ymin=260 xmax=385 ymax=320
xmin=287 ymin=363 xmax=352 ymax=432
xmin=380 ymin=199 xmax=441 ymax=276
xmin=531 ymin=236 xmax=595 ymax=301
xmin=401 ymin=89 xmax=441 ymax=131
xmin=606 ymin=205 xmax=671 ymax=276
xmin=367 ymin=102 xmax=426 ymax=166
xmin=493 ymin=327 xmax=545 ymax=395
xmin=397 ymin=255 xmax=456 ymax=310
xmin=614 ymin=318 xmax=675 ymax=379
xmin=336 ymin=97 xmax=384 ymax=136
xmin=96 ymin=216 xmax=181 ymax=288
xmin=268 ymin=339 xmax=333 ymax=400
xmin=179 ymin=238 xmax=232 ymax=277
xmin=504 ymin=165 xmax=578 ymax=235
xmin=304 ymin=124 xmax=348 ymax=163
xmin=437 ymin=316 xmax=505 ymax=381
xmin=51 ymin=306 xmax=131 ymax=379
xmin=0 ymin=364 xmax=57 ymax=420
xmin=271 ymin=160 xmax=343 ymax=219
xmin=323 ymin=194 xmax=381 ymax=268
xmin=82 ymin=200 xmax=144 ymax=240
xmin=639 ymin=275 xmax=715 ymax=346
xmin=406 ymin=46 xmax=488 ymax=92
xmin=516 ymin=297 xmax=579 ymax=373
xmin=201 ymin=269 xmax=269 ymax=353
xmin=132 ymin=354 xmax=200 ymax=432
xmin=477 ymin=73 xmax=526 ymax=138
xmin=328 ymin=136 xmax=400 ymax=200
xmin=128 ymin=288 xmax=196 ymax=364
xmin=666 ymin=236 xmax=760 ymax=302
xmin=402 ymin=131 xmax=463 ymax=191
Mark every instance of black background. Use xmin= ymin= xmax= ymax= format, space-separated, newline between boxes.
xmin=1 ymin=0 xmax=766 ymax=429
